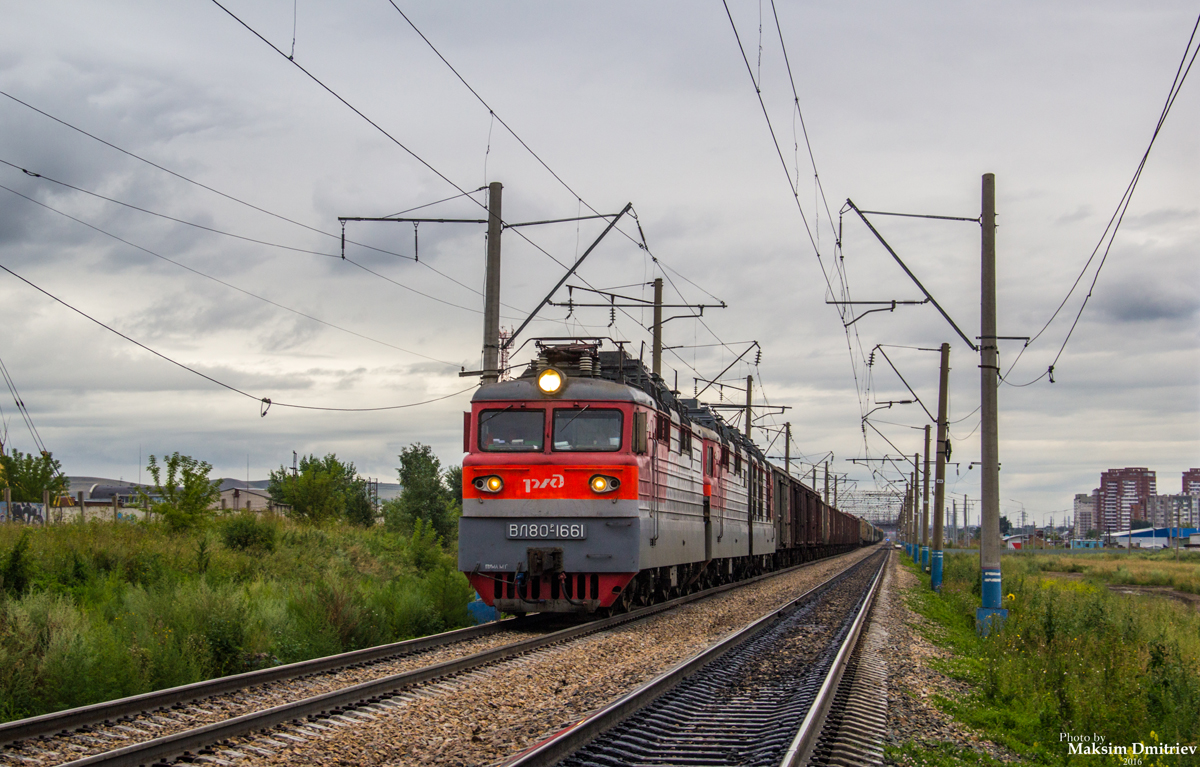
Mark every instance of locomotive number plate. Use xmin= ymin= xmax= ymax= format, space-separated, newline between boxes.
xmin=507 ymin=522 xmax=587 ymax=540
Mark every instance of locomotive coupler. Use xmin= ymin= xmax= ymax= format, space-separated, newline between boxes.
xmin=527 ymin=547 xmax=564 ymax=577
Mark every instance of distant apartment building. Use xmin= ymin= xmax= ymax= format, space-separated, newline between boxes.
xmin=1073 ymin=492 xmax=1097 ymax=537
xmin=1183 ymin=468 xmax=1200 ymax=496
xmin=1099 ymin=467 xmax=1156 ymax=534
xmin=1149 ymin=494 xmax=1200 ymax=528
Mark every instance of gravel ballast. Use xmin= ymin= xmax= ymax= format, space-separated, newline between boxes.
xmin=229 ymin=547 xmax=880 ymax=767
xmin=880 ymin=551 xmax=1018 ymax=765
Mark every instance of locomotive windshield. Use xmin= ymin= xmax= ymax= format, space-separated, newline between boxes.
xmin=553 ymin=408 xmax=623 ymax=452
xmin=478 ymin=409 xmax=545 ymax=452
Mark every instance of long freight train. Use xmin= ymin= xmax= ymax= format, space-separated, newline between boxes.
xmin=459 ymin=341 xmax=883 ymax=615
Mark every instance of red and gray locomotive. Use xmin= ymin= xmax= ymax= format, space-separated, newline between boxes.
xmin=458 ymin=341 xmax=882 ymax=615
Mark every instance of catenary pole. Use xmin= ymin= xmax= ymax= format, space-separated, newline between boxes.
xmin=922 ymin=425 xmax=931 ymax=570
xmin=911 ymin=464 xmax=918 ymax=561
xmin=481 ymin=181 xmax=503 ymax=384
xmin=978 ymin=172 xmax=1007 ymax=633
xmin=931 ymin=342 xmax=950 ymax=590
xmin=909 ymin=484 xmax=917 ymax=562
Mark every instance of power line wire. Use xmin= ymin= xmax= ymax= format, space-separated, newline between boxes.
xmin=0 ymin=159 xmax=541 ymax=319
xmin=0 ymin=182 xmax=462 ymax=367
xmin=0 ymin=88 xmax=436 ymax=265
xmin=1002 ymin=12 xmax=1199 ymax=386
xmin=381 ymin=1 xmax=727 ymax=305
xmin=0 ymin=158 xmax=342 ymax=259
xmin=0 ymin=261 xmax=477 ymax=413
xmin=0 ymin=88 xmax=502 ymax=302
xmin=210 ymin=0 xmax=721 ymax=384
xmin=0 ymin=354 xmax=47 ymax=455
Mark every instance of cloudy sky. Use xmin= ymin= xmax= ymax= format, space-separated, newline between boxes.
xmin=0 ymin=1 xmax=1195 ymax=526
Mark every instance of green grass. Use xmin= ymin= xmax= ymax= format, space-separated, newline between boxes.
xmin=896 ymin=552 xmax=1200 ymax=765
xmin=0 ymin=515 xmax=474 ymax=722
xmin=1009 ymin=549 xmax=1200 ymax=595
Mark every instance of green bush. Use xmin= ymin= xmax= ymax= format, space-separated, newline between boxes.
xmin=1 ymin=531 xmax=33 ymax=596
xmin=220 ymin=514 xmax=278 ymax=552
xmin=0 ymin=517 xmax=475 ymax=722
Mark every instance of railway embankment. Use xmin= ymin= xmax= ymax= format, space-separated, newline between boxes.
xmin=0 ymin=517 xmax=474 ymax=723
xmin=885 ymin=551 xmax=1200 ymax=766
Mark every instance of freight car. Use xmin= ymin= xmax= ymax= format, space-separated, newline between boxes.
xmin=458 ymin=340 xmax=881 ymax=615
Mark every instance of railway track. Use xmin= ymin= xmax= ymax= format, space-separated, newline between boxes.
xmin=0 ymin=547 xmax=877 ymax=767
xmin=506 ymin=549 xmax=887 ymax=767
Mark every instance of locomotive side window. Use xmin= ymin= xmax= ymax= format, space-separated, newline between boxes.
xmin=478 ymin=409 xmax=545 ymax=452
xmin=706 ymin=445 xmax=715 ymax=476
xmin=553 ymin=409 xmax=623 ymax=451
xmin=679 ymin=428 xmax=693 ymax=457
xmin=655 ymin=414 xmax=671 ymax=442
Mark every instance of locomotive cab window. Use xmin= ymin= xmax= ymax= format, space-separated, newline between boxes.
xmin=553 ymin=408 xmax=623 ymax=452
xmin=478 ymin=409 xmax=545 ymax=452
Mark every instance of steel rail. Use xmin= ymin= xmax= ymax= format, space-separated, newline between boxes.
xmin=502 ymin=549 xmax=886 ymax=767
xmin=0 ymin=617 xmax=525 ymax=746
xmin=42 ymin=549 xmax=871 ymax=767
xmin=778 ymin=551 xmax=886 ymax=766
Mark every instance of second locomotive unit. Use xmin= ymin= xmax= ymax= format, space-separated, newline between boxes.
xmin=458 ymin=340 xmax=880 ymax=615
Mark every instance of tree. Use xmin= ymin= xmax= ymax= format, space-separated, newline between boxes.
xmin=0 ymin=449 xmax=68 ymax=503
xmin=445 ymin=465 xmax=463 ymax=505
xmin=268 ymin=453 xmax=362 ymax=524
xmin=1131 ymin=519 xmax=1153 ymax=530
xmin=385 ymin=444 xmax=457 ymax=540
xmin=344 ymin=482 xmax=377 ymax=527
xmin=141 ymin=452 xmax=220 ymax=531
xmin=998 ymin=515 xmax=1012 ymax=536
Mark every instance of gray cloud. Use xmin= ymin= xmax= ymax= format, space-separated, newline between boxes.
xmin=0 ymin=0 xmax=1195 ymax=522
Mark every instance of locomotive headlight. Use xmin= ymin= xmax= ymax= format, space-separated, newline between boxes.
xmin=589 ymin=475 xmax=620 ymax=494
xmin=474 ymin=475 xmax=504 ymax=493
xmin=537 ymin=367 xmax=565 ymax=394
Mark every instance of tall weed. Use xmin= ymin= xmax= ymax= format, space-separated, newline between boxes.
xmin=906 ymin=553 xmax=1200 ymax=761
xmin=0 ymin=517 xmax=474 ymax=722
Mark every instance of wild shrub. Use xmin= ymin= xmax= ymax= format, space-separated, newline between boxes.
xmin=423 ymin=563 xmax=474 ymax=629
xmin=406 ymin=519 xmax=445 ymax=572
xmin=909 ymin=553 xmax=1200 ymax=761
xmin=1 ymin=531 xmax=33 ymax=596
xmin=0 ymin=516 xmax=475 ymax=723
xmin=220 ymin=513 xmax=277 ymax=552
xmin=142 ymin=453 xmax=220 ymax=532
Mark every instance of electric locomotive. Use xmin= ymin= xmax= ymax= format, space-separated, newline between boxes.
xmin=458 ymin=340 xmax=878 ymax=615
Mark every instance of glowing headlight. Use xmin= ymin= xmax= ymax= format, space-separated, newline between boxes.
xmin=474 ymin=475 xmax=504 ymax=493
xmin=537 ymin=367 xmax=565 ymax=394
xmin=589 ymin=475 xmax=620 ymax=494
